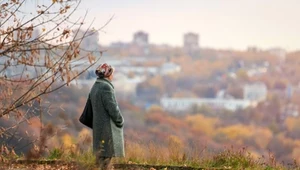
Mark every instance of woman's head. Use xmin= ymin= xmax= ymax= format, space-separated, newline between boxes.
xmin=95 ymin=63 xmax=115 ymax=80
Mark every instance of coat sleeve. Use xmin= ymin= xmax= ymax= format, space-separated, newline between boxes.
xmin=102 ymin=86 xmax=124 ymax=128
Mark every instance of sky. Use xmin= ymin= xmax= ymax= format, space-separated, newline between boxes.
xmin=28 ymin=0 xmax=300 ymax=51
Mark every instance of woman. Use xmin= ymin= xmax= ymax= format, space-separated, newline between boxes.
xmin=89 ymin=63 xmax=125 ymax=170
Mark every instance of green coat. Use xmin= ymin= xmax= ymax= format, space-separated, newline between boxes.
xmin=89 ymin=78 xmax=125 ymax=157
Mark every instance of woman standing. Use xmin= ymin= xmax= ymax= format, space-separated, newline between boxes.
xmin=89 ymin=63 xmax=125 ymax=170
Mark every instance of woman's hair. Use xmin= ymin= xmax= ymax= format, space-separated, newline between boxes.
xmin=95 ymin=63 xmax=114 ymax=78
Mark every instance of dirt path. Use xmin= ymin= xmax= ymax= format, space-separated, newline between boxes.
xmin=0 ymin=160 xmax=217 ymax=170
xmin=114 ymin=164 xmax=206 ymax=170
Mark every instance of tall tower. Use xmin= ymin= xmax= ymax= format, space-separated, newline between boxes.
xmin=183 ymin=32 xmax=200 ymax=57
xmin=133 ymin=31 xmax=149 ymax=47
xmin=184 ymin=32 xmax=199 ymax=50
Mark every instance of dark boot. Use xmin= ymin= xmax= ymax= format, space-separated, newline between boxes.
xmin=97 ymin=157 xmax=112 ymax=170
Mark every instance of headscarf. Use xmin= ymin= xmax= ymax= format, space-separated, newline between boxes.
xmin=95 ymin=63 xmax=115 ymax=78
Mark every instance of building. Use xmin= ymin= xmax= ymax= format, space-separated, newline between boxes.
xmin=113 ymin=73 xmax=146 ymax=99
xmin=184 ymin=32 xmax=199 ymax=50
xmin=243 ymin=82 xmax=267 ymax=102
xmin=246 ymin=67 xmax=268 ymax=77
xmin=247 ymin=46 xmax=261 ymax=53
xmin=110 ymin=42 xmax=130 ymax=49
xmin=74 ymin=29 xmax=100 ymax=51
xmin=117 ymin=66 xmax=158 ymax=76
xmin=160 ymin=97 xmax=256 ymax=112
xmin=183 ymin=32 xmax=200 ymax=57
xmin=280 ymin=103 xmax=299 ymax=121
xmin=133 ymin=31 xmax=149 ymax=47
xmin=160 ymin=82 xmax=267 ymax=113
xmin=267 ymin=48 xmax=286 ymax=63
xmin=160 ymin=62 xmax=181 ymax=75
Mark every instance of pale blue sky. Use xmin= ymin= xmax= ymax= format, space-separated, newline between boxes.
xmin=27 ymin=0 xmax=300 ymax=51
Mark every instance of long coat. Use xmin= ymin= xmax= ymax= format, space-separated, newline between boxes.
xmin=89 ymin=78 xmax=125 ymax=157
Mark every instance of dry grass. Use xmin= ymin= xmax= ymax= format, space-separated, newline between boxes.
xmin=116 ymin=138 xmax=296 ymax=170
xmin=1 ymin=135 xmax=299 ymax=169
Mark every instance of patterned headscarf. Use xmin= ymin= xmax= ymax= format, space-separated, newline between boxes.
xmin=95 ymin=63 xmax=115 ymax=78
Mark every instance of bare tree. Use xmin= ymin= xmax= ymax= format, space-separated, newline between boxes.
xmin=0 ymin=0 xmax=109 ymax=151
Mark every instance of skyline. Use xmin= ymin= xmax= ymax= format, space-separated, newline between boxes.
xmin=26 ymin=0 xmax=300 ymax=51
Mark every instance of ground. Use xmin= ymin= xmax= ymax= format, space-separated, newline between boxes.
xmin=0 ymin=161 xmax=211 ymax=170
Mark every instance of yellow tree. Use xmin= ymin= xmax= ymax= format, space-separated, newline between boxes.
xmin=185 ymin=114 xmax=219 ymax=136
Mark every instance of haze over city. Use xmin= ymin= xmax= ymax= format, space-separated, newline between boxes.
xmin=68 ymin=0 xmax=300 ymax=51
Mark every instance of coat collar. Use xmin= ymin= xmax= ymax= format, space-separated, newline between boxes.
xmin=96 ymin=78 xmax=114 ymax=89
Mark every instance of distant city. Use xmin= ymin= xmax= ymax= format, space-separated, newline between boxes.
xmin=72 ymin=30 xmax=292 ymax=115
xmin=0 ymin=29 xmax=294 ymax=116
